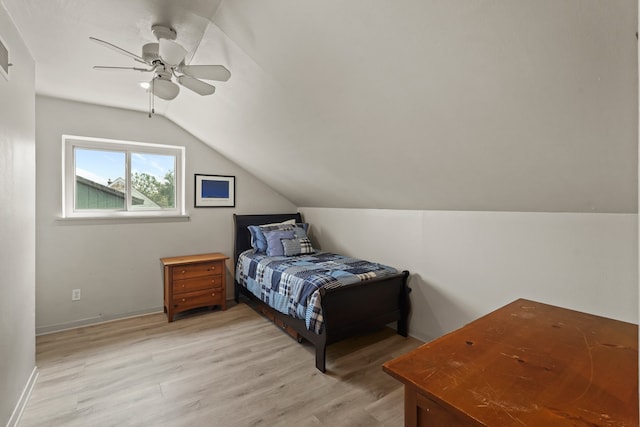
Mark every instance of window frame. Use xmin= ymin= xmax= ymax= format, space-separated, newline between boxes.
xmin=62 ymin=135 xmax=186 ymax=219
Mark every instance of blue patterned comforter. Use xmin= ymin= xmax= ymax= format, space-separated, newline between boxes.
xmin=236 ymin=250 xmax=398 ymax=334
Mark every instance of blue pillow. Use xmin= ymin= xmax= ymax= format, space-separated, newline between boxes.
xmin=250 ymin=222 xmax=310 ymax=253
xmin=248 ymin=225 xmax=267 ymax=253
xmin=247 ymin=219 xmax=296 ymax=252
xmin=264 ymin=230 xmax=295 ymax=256
xmin=291 ymin=225 xmax=308 ymax=240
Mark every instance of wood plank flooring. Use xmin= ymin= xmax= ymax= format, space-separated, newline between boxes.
xmin=20 ymin=303 xmax=422 ymax=427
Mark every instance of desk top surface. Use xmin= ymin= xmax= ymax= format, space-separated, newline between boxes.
xmin=383 ymin=299 xmax=638 ymax=426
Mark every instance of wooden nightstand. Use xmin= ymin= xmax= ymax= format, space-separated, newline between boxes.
xmin=161 ymin=252 xmax=229 ymax=322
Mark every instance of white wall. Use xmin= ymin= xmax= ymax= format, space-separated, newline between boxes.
xmin=300 ymin=208 xmax=638 ymax=342
xmin=206 ymin=0 xmax=638 ymax=214
xmin=35 ymin=96 xmax=296 ymax=333
xmin=0 ymin=3 xmax=37 ymax=426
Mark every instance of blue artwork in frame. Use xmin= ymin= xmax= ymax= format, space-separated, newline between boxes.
xmin=202 ymin=179 xmax=230 ymax=198
xmin=195 ymin=174 xmax=235 ymax=207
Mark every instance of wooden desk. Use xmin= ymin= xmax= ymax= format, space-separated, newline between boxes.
xmin=383 ymin=299 xmax=638 ymax=426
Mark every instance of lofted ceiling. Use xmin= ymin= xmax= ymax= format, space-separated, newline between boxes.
xmin=2 ymin=0 xmax=638 ymax=212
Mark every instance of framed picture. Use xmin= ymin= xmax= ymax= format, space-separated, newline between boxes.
xmin=194 ymin=174 xmax=235 ymax=207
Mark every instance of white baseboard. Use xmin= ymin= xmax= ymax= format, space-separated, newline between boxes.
xmin=36 ymin=306 xmax=164 ymax=336
xmin=6 ymin=366 xmax=38 ymax=427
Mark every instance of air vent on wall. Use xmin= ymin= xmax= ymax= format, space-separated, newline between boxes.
xmin=0 ymin=36 xmax=9 ymax=80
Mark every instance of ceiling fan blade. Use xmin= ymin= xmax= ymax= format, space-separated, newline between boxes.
xmin=177 ymin=75 xmax=216 ymax=96
xmin=159 ymin=39 xmax=187 ymax=66
xmin=178 ymin=65 xmax=231 ymax=82
xmin=93 ymin=66 xmax=153 ymax=72
xmin=89 ymin=37 xmax=147 ymax=64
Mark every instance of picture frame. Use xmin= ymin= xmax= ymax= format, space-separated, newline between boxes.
xmin=194 ymin=174 xmax=235 ymax=208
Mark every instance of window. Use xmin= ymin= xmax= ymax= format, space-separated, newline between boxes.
xmin=62 ymin=135 xmax=185 ymax=218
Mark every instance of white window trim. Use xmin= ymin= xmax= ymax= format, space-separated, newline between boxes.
xmin=62 ymin=134 xmax=186 ymax=219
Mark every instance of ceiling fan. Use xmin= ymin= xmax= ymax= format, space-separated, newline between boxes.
xmin=90 ymin=25 xmax=230 ymax=102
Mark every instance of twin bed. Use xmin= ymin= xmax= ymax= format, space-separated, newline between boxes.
xmin=233 ymin=213 xmax=411 ymax=372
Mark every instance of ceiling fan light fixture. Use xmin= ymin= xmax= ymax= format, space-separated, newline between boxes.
xmin=159 ymin=39 xmax=187 ymax=66
xmin=141 ymin=43 xmax=159 ymax=62
xmin=152 ymin=77 xmax=179 ymax=100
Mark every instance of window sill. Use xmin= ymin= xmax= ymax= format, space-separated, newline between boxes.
xmin=56 ymin=214 xmax=190 ymax=225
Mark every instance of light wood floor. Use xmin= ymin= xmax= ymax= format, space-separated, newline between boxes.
xmin=20 ymin=302 xmax=422 ymax=427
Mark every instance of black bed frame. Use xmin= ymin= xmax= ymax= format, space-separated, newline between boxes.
xmin=233 ymin=213 xmax=411 ymax=372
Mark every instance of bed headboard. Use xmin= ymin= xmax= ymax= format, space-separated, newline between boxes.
xmin=233 ymin=213 xmax=303 ymax=266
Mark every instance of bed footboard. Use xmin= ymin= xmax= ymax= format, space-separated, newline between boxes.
xmin=236 ymin=269 xmax=410 ymax=373
xmin=320 ymin=270 xmax=411 ymax=345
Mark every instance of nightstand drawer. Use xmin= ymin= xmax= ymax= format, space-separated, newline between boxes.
xmin=171 ymin=261 xmax=223 ymax=280
xmin=172 ymin=289 xmax=223 ymax=311
xmin=173 ymin=275 xmax=223 ymax=294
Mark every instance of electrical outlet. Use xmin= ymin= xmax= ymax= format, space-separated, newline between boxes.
xmin=71 ymin=289 xmax=81 ymax=301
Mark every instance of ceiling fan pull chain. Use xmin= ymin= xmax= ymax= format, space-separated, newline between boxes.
xmin=148 ymin=78 xmax=155 ymax=118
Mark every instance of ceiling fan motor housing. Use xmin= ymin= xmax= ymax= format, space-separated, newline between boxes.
xmin=155 ymin=70 xmax=172 ymax=81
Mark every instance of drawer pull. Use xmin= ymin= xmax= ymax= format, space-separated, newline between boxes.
xmin=209 ymin=266 xmax=216 ymax=271
xmin=180 ymin=269 xmax=186 ymax=274
xmin=181 ymin=298 xmax=186 ymax=302
xmin=211 ymin=293 xmax=215 ymax=297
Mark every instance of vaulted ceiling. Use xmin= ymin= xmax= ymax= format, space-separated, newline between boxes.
xmin=3 ymin=0 xmax=638 ymax=212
